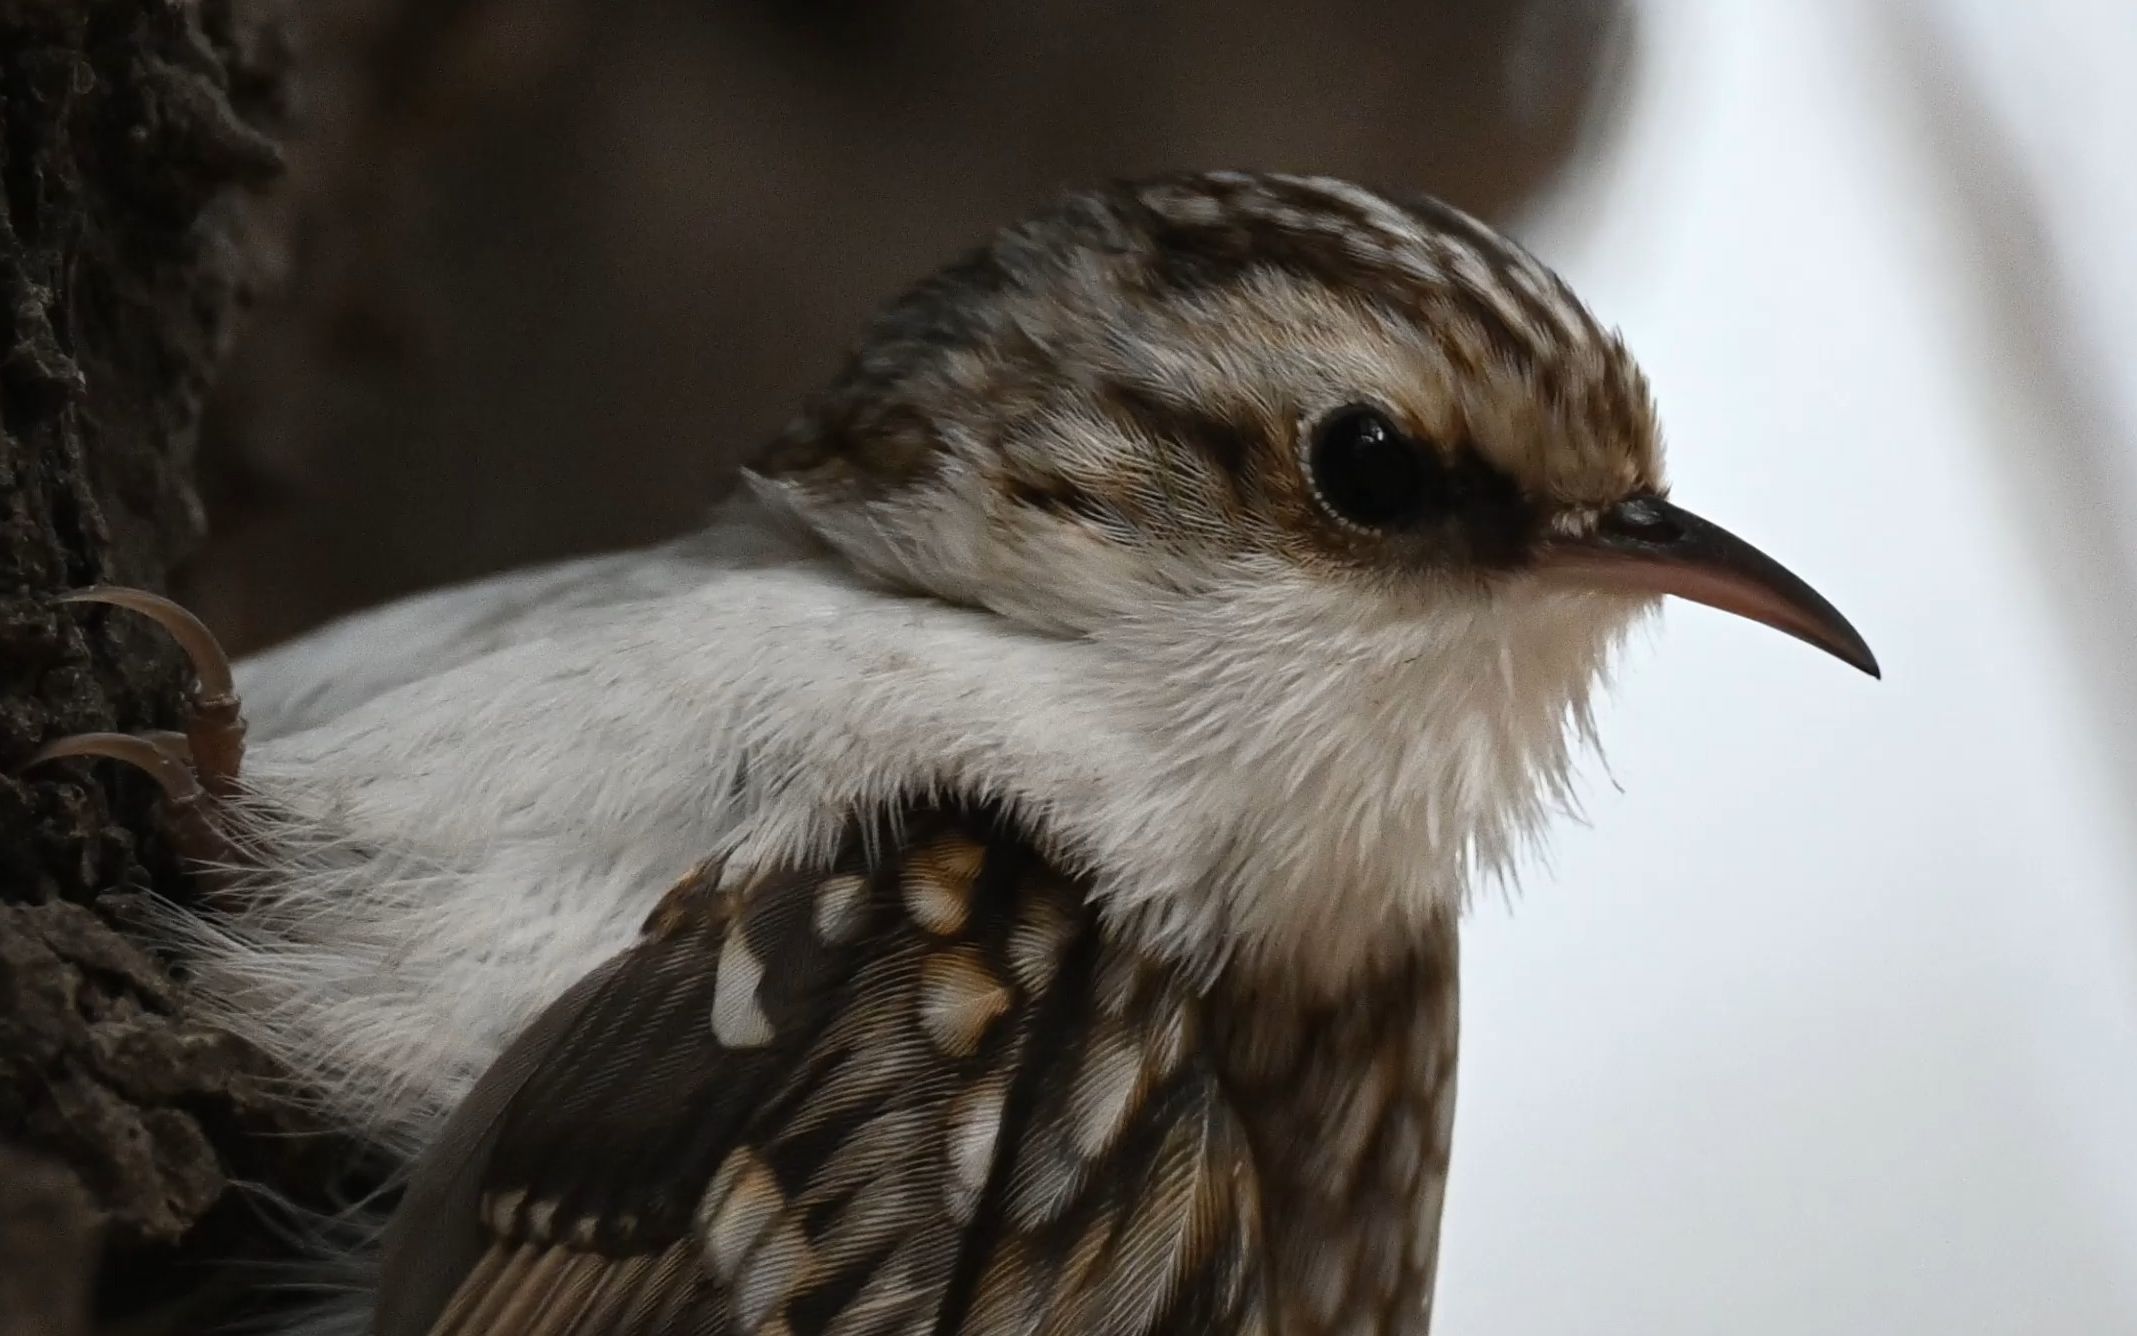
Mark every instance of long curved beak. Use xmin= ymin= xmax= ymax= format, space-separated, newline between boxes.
xmin=1540 ymin=495 xmax=1880 ymax=678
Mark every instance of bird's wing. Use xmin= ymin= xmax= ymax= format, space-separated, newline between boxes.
xmin=376 ymin=806 xmax=1268 ymax=1336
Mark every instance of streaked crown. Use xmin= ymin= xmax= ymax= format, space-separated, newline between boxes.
xmin=751 ymin=171 xmax=1662 ymax=631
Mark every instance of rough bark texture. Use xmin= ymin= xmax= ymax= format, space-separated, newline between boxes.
xmin=0 ymin=2 xmax=312 ymax=1331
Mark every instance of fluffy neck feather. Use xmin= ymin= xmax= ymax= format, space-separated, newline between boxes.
xmin=1053 ymin=559 xmax=1638 ymax=989
xmin=740 ymin=486 xmax=1645 ymax=991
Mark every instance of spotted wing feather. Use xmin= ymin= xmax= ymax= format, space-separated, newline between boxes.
xmin=379 ymin=806 xmax=1268 ymax=1336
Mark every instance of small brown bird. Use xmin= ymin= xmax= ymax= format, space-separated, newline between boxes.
xmin=35 ymin=172 xmax=1874 ymax=1335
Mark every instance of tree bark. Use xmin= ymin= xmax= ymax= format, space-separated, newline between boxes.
xmin=0 ymin=2 xmax=306 ymax=1331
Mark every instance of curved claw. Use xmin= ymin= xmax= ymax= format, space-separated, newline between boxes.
xmin=24 ymin=731 xmax=231 ymax=867
xmin=56 ymin=587 xmax=235 ymax=703
xmin=26 ymin=732 xmax=204 ymax=806
xmin=55 ymin=586 xmax=245 ymax=794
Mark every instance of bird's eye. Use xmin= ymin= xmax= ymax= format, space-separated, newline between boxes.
xmin=1305 ymin=405 xmax=1432 ymax=530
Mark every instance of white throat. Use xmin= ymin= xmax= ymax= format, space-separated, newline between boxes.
xmin=733 ymin=464 xmax=1649 ymax=987
xmin=1053 ymin=562 xmax=1642 ymax=988
xmin=675 ymin=502 xmax=1645 ymax=991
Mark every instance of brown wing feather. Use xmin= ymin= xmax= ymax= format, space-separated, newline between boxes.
xmin=379 ymin=805 xmax=1271 ymax=1336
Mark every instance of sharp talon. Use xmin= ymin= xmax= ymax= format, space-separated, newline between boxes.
xmin=56 ymin=587 xmax=234 ymax=700
xmin=26 ymin=732 xmax=205 ymax=806
xmin=55 ymin=585 xmax=246 ymax=794
xmin=25 ymin=731 xmax=232 ymax=867
xmin=36 ymin=589 xmax=247 ymax=866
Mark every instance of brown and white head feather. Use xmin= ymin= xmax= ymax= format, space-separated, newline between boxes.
xmin=742 ymin=172 xmax=1663 ymax=985
xmin=753 ymin=171 xmax=1659 ymax=630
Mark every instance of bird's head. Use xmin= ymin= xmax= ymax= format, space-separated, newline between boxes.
xmin=748 ymin=172 xmax=1873 ymax=981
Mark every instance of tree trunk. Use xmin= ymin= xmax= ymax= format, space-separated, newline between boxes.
xmin=0 ymin=3 xmax=309 ymax=1331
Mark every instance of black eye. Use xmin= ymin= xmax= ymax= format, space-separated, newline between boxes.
xmin=1305 ymin=405 xmax=1432 ymax=529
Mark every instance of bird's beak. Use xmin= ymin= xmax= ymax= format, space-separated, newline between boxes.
xmin=1539 ymin=494 xmax=1880 ymax=678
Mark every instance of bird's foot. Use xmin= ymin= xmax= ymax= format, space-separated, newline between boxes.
xmin=24 ymin=587 xmax=247 ymax=866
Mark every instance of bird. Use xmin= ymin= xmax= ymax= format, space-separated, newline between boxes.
xmin=29 ymin=171 xmax=1876 ymax=1335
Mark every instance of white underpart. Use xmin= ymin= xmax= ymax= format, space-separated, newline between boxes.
xmin=174 ymin=496 xmax=1642 ymax=1158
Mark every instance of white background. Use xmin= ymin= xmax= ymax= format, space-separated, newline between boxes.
xmin=1441 ymin=3 xmax=2137 ymax=1332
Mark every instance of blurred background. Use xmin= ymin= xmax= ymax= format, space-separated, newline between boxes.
xmin=176 ymin=1 xmax=2137 ymax=1331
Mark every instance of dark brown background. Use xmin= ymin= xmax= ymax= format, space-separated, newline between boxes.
xmin=183 ymin=0 xmax=1633 ymax=653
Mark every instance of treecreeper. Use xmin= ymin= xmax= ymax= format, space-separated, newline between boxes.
xmin=28 ymin=172 xmax=1877 ymax=1335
